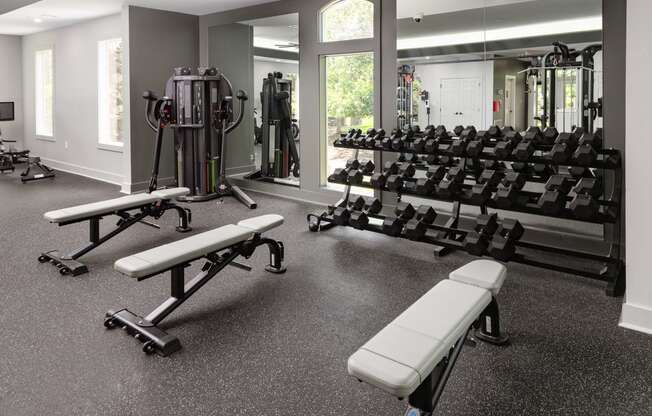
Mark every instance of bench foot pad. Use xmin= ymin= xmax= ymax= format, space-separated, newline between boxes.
xmin=265 ymin=264 xmax=287 ymax=274
xmin=474 ymin=328 xmax=509 ymax=345
xmin=104 ymin=309 xmax=182 ymax=357
xmin=38 ymin=251 xmax=88 ymax=276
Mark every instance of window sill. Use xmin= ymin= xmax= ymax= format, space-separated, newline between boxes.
xmin=98 ymin=143 xmax=124 ymax=153
xmin=36 ymin=135 xmax=55 ymax=142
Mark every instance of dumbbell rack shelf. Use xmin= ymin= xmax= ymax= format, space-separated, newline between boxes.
xmin=309 ymin=131 xmax=624 ymax=297
xmin=327 ymin=177 xmax=618 ymax=224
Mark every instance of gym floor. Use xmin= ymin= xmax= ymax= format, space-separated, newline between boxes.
xmin=1 ymin=171 xmax=650 ymax=416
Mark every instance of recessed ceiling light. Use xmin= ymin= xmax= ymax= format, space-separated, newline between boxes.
xmin=33 ymin=17 xmax=43 ymax=23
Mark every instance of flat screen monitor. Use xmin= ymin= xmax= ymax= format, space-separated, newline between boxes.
xmin=0 ymin=102 xmax=15 ymax=121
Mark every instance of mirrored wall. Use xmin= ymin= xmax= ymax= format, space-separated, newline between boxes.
xmin=397 ymin=0 xmax=603 ymax=133
xmin=239 ymin=13 xmax=301 ymax=187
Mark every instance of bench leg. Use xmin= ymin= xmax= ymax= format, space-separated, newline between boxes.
xmin=408 ymin=328 xmax=470 ymax=414
xmin=475 ymin=297 xmax=509 ymax=345
xmin=39 ymin=214 xmax=146 ymax=276
xmin=105 ymin=251 xmax=241 ymax=356
xmin=166 ymin=204 xmax=192 ymax=233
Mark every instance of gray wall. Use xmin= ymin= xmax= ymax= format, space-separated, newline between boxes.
xmin=493 ymin=59 xmax=528 ymax=131
xmin=0 ymin=35 xmax=23 ymax=144
xmin=1 ymin=0 xmax=39 ymax=14
xmin=603 ymin=0 xmax=626 ymax=255
xmin=125 ymin=6 xmax=199 ymax=192
xmin=208 ymin=23 xmax=255 ymax=174
xmin=22 ymin=14 xmax=124 ymax=185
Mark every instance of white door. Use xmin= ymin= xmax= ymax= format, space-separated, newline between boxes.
xmin=440 ymin=78 xmax=460 ymax=128
xmin=440 ymin=77 xmax=483 ymax=129
xmin=459 ymin=78 xmax=482 ymax=128
xmin=505 ymin=75 xmax=516 ymax=128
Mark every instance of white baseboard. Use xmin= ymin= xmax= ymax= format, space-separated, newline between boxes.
xmin=40 ymin=157 xmax=123 ymax=186
xmin=619 ymin=302 xmax=652 ymax=335
xmin=121 ymin=176 xmax=176 ymax=194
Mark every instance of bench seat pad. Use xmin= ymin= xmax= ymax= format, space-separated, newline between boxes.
xmin=347 ymin=280 xmax=491 ymax=398
xmin=44 ymin=187 xmax=190 ymax=223
xmin=237 ymin=214 xmax=284 ymax=233
xmin=114 ymin=215 xmax=284 ymax=278
xmin=449 ymin=259 xmax=506 ymax=296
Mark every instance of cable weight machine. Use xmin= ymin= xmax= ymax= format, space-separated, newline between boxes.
xmin=163 ymin=66 xmax=256 ymax=208
xmin=246 ymin=72 xmax=300 ymax=183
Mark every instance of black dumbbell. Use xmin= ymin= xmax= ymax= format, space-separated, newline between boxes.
xmin=436 ymin=166 xmax=465 ymax=199
xmin=533 ymin=163 xmax=553 ymax=179
xmin=426 ymin=165 xmax=446 ymax=181
xmin=495 ymin=131 xmax=522 ymax=159
xmin=513 ymin=139 xmax=535 ymax=161
xmin=488 ymin=218 xmax=524 ymax=261
xmin=365 ymin=129 xmax=386 ymax=149
xmin=537 ymin=174 xmax=572 ymax=215
xmin=413 ymin=136 xmax=427 ymax=153
xmin=356 ymin=128 xmax=377 ymax=147
xmin=405 ymin=206 xmax=437 ymax=240
xmin=349 ymin=197 xmax=383 ymax=229
xmin=341 ymin=129 xmax=362 ymax=146
xmin=347 ymin=168 xmax=363 ymax=185
xmin=453 ymin=125 xmax=464 ymax=137
xmin=415 ymin=177 xmax=436 ymax=195
xmin=331 ymin=197 xmax=367 ymax=225
xmin=487 ymin=125 xmax=502 ymax=138
xmin=394 ymin=202 xmax=416 ymax=221
xmin=336 ymin=129 xmax=355 ymax=146
xmin=358 ymin=160 xmax=375 ymax=175
xmin=493 ymin=171 xmax=525 ymax=208
xmin=463 ymin=213 xmax=499 ymax=256
xmin=568 ymin=177 xmax=602 ymax=220
xmin=523 ymin=126 xmax=543 ymax=144
xmin=328 ymin=165 xmax=356 ymax=183
xmin=370 ymin=161 xmax=399 ymax=189
xmin=381 ymin=129 xmax=399 ymax=150
xmin=572 ymin=132 xmax=602 ymax=166
xmin=424 ymin=137 xmax=439 ymax=154
xmin=434 ymin=125 xmax=448 ymax=138
xmin=542 ymin=127 xmax=559 ymax=145
xmin=470 ymin=169 xmax=503 ymax=205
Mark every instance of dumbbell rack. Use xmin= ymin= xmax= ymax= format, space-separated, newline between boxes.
xmin=308 ymin=129 xmax=625 ymax=297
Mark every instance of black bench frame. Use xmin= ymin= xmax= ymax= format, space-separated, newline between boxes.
xmin=104 ymin=232 xmax=286 ymax=356
xmin=404 ymin=296 xmax=508 ymax=415
xmin=39 ymin=200 xmax=191 ymax=276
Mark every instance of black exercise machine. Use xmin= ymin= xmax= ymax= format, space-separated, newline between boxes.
xmin=246 ymin=72 xmax=300 ymax=184
xmin=0 ymin=134 xmax=55 ymax=182
xmin=164 ymin=67 xmax=256 ymax=208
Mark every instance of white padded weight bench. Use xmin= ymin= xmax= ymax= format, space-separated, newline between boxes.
xmin=104 ymin=214 xmax=286 ymax=356
xmin=38 ymin=187 xmax=192 ymax=276
xmin=348 ymin=260 xmax=508 ymax=416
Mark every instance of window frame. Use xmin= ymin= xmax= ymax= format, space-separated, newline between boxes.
xmin=34 ymin=47 xmax=55 ymax=141
xmin=97 ymin=37 xmax=124 ymax=152
xmin=319 ymin=0 xmax=375 ymax=43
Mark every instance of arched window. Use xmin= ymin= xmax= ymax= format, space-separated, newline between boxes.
xmin=320 ymin=0 xmax=374 ymax=42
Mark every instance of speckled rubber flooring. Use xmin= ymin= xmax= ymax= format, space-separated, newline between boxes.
xmin=0 ymin=171 xmax=650 ymax=416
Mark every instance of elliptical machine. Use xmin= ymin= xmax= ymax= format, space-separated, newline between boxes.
xmin=162 ymin=67 xmax=256 ymax=208
xmin=246 ymin=72 xmax=300 ymax=183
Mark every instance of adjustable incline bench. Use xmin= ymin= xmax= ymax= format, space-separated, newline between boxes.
xmin=39 ymin=187 xmax=192 ymax=276
xmin=348 ymin=260 xmax=508 ymax=416
xmin=104 ymin=214 xmax=286 ymax=356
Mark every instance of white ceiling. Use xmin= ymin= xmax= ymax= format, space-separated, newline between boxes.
xmin=240 ymin=13 xmax=299 ymax=53
xmin=0 ymin=0 xmax=277 ymax=35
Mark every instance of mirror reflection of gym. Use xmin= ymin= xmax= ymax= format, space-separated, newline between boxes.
xmin=239 ymin=13 xmax=300 ymax=187
xmin=397 ymin=0 xmax=602 ymax=135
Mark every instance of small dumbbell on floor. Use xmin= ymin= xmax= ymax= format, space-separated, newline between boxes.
xmin=463 ymin=213 xmax=499 ymax=256
xmin=488 ymin=218 xmax=525 ymax=261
